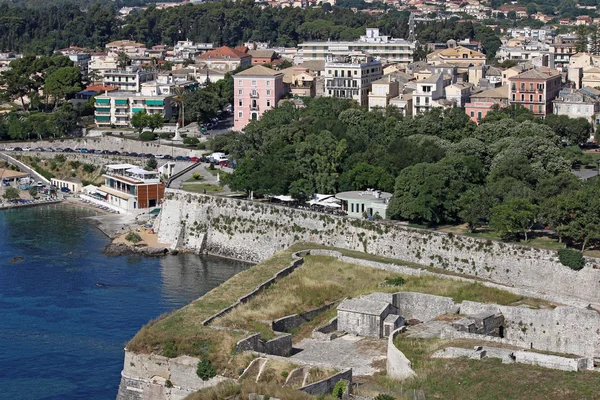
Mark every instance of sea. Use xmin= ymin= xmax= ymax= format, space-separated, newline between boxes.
xmin=0 ymin=204 xmax=251 ymax=400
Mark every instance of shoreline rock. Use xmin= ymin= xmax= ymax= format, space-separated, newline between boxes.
xmin=103 ymin=242 xmax=175 ymax=257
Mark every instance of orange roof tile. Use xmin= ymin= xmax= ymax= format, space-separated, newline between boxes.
xmin=198 ymin=46 xmax=251 ymax=60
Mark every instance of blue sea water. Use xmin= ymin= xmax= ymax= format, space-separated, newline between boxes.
xmin=0 ymin=204 xmax=250 ymax=400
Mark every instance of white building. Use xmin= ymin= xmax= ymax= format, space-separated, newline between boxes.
xmin=413 ymin=73 xmax=446 ymax=115
xmin=553 ymin=87 xmax=600 ymax=127
xmin=325 ymin=55 xmax=383 ymax=106
xmin=103 ymin=67 xmax=155 ymax=92
xmin=300 ymin=28 xmax=416 ymax=65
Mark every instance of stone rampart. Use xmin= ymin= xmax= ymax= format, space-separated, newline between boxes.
xmin=395 ymin=292 xmax=458 ymax=322
xmin=386 ymin=327 xmax=416 ymax=380
xmin=156 ymin=190 xmax=600 ymax=305
xmin=116 ymin=351 xmax=229 ymax=400
xmin=272 ymin=301 xmax=339 ymax=333
xmin=235 ymin=333 xmax=293 ymax=357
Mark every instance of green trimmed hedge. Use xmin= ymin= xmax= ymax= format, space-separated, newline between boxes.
xmin=557 ymin=248 xmax=585 ymax=271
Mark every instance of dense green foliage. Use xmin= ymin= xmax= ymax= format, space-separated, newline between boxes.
xmin=217 ymin=98 xmax=600 ymax=249
xmin=2 ymin=187 xmax=20 ymax=201
xmin=0 ymin=0 xmax=502 ymax=60
xmin=557 ymin=248 xmax=585 ymax=270
xmin=332 ymin=380 xmax=347 ymax=399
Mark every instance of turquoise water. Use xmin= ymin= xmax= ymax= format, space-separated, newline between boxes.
xmin=0 ymin=205 xmax=250 ymax=399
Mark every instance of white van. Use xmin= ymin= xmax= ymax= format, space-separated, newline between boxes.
xmin=210 ymin=152 xmax=228 ymax=163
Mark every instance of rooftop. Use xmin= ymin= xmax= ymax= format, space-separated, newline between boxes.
xmin=0 ymin=168 xmax=29 ymax=179
xmin=470 ymin=85 xmax=509 ymax=99
xmin=198 ymin=46 xmax=251 ymax=60
xmin=512 ymin=68 xmax=561 ymax=80
xmin=335 ymin=190 xmax=392 ymax=202
xmin=337 ymin=298 xmax=391 ymax=315
xmin=235 ymin=65 xmax=283 ymax=77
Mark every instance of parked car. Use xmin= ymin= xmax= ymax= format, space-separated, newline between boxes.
xmin=189 ymin=156 xmax=199 ymax=163
xmin=122 ymin=151 xmax=130 ymax=156
xmin=60 ymin=187 xmax=71 ymax=193
xmin=175 ymin=156 xmax=185 ymax=161
xmin=111 ymin=151 xmax=121 ymax=155
xmin=33 ymin=147 xmax=43 ymax=152
xmin=4 ymin=147 xmax=15 ymax=151
xmin=129 ymin=152 xmax=138 ymax=157
xmin=55 ymin=148 xmax=64 ymax=152
xmin=79 ymin=148 xmax=89 ymax=153
xmin=163 ymin=155 xmax=173 ymax=159
xmin=23 ymin=147 xmax=32 ymax=151
xmin=63 ymin=148 xmax=74 ymax=153
xmin=13 ymin=147 xmax=22 ymax=151
xmin=155 ymin=154 xmax=166 ymax=159
xmin=45 ymin=148 xmax=55 ymax=152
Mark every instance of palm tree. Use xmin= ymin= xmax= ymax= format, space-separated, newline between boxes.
xmin=171 ymin=86 xmax=186 ymax=128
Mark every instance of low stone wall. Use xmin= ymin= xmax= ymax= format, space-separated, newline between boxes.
xmin=236 ymin=333 xmax=293 ymax=357
xmin=298 ymin=368 xmax=352 ymax=396
xmin=272 ymin=301 xmax=339 ymax=333
xmin=395 ymin=292 xmax=458 ymax=322
xmin=386 ymin=327 xmax=416 ymax=381
xmin=4 ymin=136 xmax=193 ymax=156
xmin=312 ymin=317 xmax=340 ymax=341
xmin=116 ymin=351 xmax=229 ymax=400
xmin=432 ymin=346 xmax=589 ymax=372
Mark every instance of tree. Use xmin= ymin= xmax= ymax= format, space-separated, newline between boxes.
xmin=44 ymin=66 xmax=82 ymax=107
xmin=117 ymin=51 xmax=131 ymax=69
xmin=146 ymin=158 xmax=158 ymax=170
xmin=526 ymin=3 xmax=537 ymax=16
xmin=289 ymin=178 xmax=314 ymax=202
xmin=543 ymin=114 xmax=591 ymax=145
xmin=552 ymin=183 xmax=600 ymax=251
xmin=489 ymin=198 xmax=539 ymax=241
xmin=3 ymin=187 xmax=20 ymax=201
xmin=147 ymin=113 xmax=164 ymax=133
xmin=457 ymin=186 xmax=498 ymax=232
xmin=131 ymin=111 xmax=150 ymax=136
xmin=507 ymin=10 xmax=517 ymax=20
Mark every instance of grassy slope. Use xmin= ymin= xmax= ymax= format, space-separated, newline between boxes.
xmin=378 ymin=336 xmax=600 ymax=400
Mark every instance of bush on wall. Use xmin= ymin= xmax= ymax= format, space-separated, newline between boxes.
xmin=557 ymin=248 xmax=585 ymax=271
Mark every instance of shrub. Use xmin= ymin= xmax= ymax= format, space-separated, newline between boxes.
xmin=104 ymin=132 xmax=113 ymax=136
xmin=183 ymin=137 xmax=200 ymax=146
xmin=165 ymin=379 xmax=173 ymax=388
xmin=557 ymin=248 xmax=585 ymax=271
xmin=54 ymin=154 xmax=66 ymax=163
xmin=83 ymin=163 xmax=96 ymax=173
xmin=125 ymin=232 xmax=142 ymax=244
xmin=140 ymin=131 xmax=156 ymax=141
xmin=146 ymin=158 xmax=157 ymax=170
xmin=385 ymin=277 xmax=406 ymax=286
xmin=192 ymin=173 xmax=201 ymax=180
xmin=374 ymin=395 xmax=396 ymax=400
xmin=69 ymin=160 xmax=81 ymax=169
xmin=332 ymin=380 xmax=348 ymax=399
xmin=280 ymin=371 xmax=289 ymax=378
xmin=196 ymin=359 xmax=217 ymax=381
xmin=159 ymin=132 xmax=172 ymax=139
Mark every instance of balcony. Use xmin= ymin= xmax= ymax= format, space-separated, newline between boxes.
xmin=95 ymin=110 xmax=110 ymax=115
xmin=250 ymin=105 xmax=259 ymax=111
xmin=250 ymin=92 xmax=259 ymax=98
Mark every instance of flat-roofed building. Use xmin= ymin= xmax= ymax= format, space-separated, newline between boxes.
xmin=324 ymin=55 xmax=383 ymax=106
xmin=300 ymin=28 xmax=416 ymax=65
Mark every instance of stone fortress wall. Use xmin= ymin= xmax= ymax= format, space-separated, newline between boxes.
xmin=155 ymin=189 xmax=600 ymax=305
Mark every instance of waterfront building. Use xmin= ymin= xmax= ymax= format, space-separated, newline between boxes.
xmin=299 ymin=28 xmax=416 ymax=65
xmin=233 ymin=65 xmax=285 ymax=131
xmin=94 ymin=74 xmax=196 ymax=128
xmin=82 ymin=164 xmax=165 ymax=213
xmin=51 ymin=177 xmax=83 ymax=193
xmin=335 ymin=190 xmax=392 ymax=219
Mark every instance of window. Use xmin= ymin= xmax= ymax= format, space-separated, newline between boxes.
xmin=521 ymin=94 xmax=524 ymax=101
xmin=529 ymin=83 xmax=534 ymax=91
xmin=266 ymin=89 xmax=271 ymax=95
xmin=266 ymin=100 xmax=271 ymax=107
xmin=478 ymin=111 xmax=482 ymax=120
xmin=251 ymin=89 xmax=257 ymax=96
xmin=354 ymin=71 xmax=357 ymax=75
xmin=538 ymin=95 xmax=542 ymax=101
xmin=538 ymin=104 xmax=543 ymax=113
xmin=238 ymin=80 xmax=242 ymax=86
xmin=238 ymin=89 xmax=243 ymax=95
xmin=238 ymin=111 xmax=242 ymax=118
xmin=529 ymin=94 xmax=533 ymax=101
xmin=238 ymin=99 xmax=243 ymax=107
xmin=334 ymin=70 xmax=338 ymax=77
xmin=520 ymin=83 xmax=525 ymax=91
xmin=470 ymin=111 xmax=475 ymax=117
xmin=511 ymin=83 xmax=516 ymax=90
xmin=252 ymin=80 xmax=256 ymax=86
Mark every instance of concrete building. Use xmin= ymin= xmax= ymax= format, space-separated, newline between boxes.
xmin=82 ymin=164 xmax=165 ymax=213
xmin=427 ymin=46 xmax=486 ymax=70
xmin=51 ymin=177 xmax=83 ymax=193
xmin=335 ymin=189 xmax=392 ymax=219
xmin=445 ymin=82 xmax=472 ymax=107
xmin=233 ymin=65 xmax=286 ymax=131
xmin=508 ymin=68 xmax=563 ymax=117
xmin=465 ymin=85 xmax=509 ymax=123
xmin=299 ymin=28 xmax=416 ymax=65
xmin=94 ymin=74 xmax=195 ymax=128
xmin=196 ymin=46 xmax=252 ymax=72
xmin=88 ymin=56 xmax=118 ymax=82
xmin=324 ymin=56 xmax=383 ymax=106
xmin=173 ymin=40 xmax=213 ymax=59
xmin=248 ymin=49 xmax=277 ymax=65
xmin=368 ymin=75 xmax=400 ymax=110
xmin=582 ymin=66 xmax=600 ymax=89
xmin=412 ymin=73 xmax=446 ymax=115
xmin=551 ymin=36 xmax=577 ymax=72
xmin=106 ymin=40 xmax=147 ymax=57
xmin=281 ymin=66 xmax=316 ymax=97
xmin=553 ymin=87 xmax=600 ymax=127
xmin=103 ymin=67 xmax=154 ymax=92
xmin=389 ymin=92 xmax=413 ymax=117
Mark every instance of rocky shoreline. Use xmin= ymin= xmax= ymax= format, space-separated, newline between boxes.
xmin=103 ymin=242 xmax=179 ymax=257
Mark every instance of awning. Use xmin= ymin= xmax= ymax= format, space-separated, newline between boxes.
xmin=95 ymin=189 xmax=108 ymax=196
xmin=273 ymin=195 xmax=295 ymax=202
xmin=149 ymin=208 xmax=161 ymax=215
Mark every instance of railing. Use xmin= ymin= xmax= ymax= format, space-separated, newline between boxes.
xmin=166 ymin=161 xmax=201 ymax=188
xmin=95 ymin=111 xmax=110 ymax=115
xmin=250 ymin=105 xmax=259 ymax=111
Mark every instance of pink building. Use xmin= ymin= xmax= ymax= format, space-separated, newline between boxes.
xmin=234 ymin=65 xmax=285 ymax=131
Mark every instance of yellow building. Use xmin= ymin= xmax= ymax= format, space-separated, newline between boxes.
xmin=427 ymin=46 xmax=486 ymax=69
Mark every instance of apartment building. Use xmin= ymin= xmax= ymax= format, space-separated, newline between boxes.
xmin=173 ymin=40 xmax=213 ymax=59
xmin=508 ymin=68 xmax=562 ymax=117
xmin=551 ymin=36 xmax=578 ymax=71
xmin=427 ymin=46 xmax=486 ymax=69
xmin=233 ymin=65 xmax=285 ymax=131
xmin=412 ymin=73 xmax=446 ymax=115
xmin=368 ymin=75 xmax=400 ymax=110
xmin=105 ymin=40 xmax=146 ymax=57
xmin=496 ymin=40 xmax=552 ymax=65
xmin=103 ymin=67 xmax=154 ymax=92
xmin=324 ymin=56 xmax=382 ymax=106
xmin=465 ymin=85 xmax=509 ymax=123
xmin=300 ymin=28 xmax=416 ymax=65
xmin=94 ymin=75 xmax=194 ymax=128
xmin=281 ymin=66 xmax=317 ymax=97
xmin=82 ymin=164 xmax=165 ymax=213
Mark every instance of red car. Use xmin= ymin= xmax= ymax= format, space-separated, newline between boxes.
xmin=189 ymin=157 xmax=199 ymax=162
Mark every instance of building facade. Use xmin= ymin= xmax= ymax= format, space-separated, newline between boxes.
xmin=324 ymin=56 xmax=383 ymax=106
xmin=103 ymin=68 xmax=154 ymax=92
xmin=196 ymin=46 xmax=252 ymax=72
xmin=368 ymin=75 xmax=400 ymax=110
xmin=300 ymin=28 xmax=416 ymax=65
xmin=553 ymin=87 xmax=600 ymax=127
xmin=508 ymin=68 xmax=562 ymax=116
xmin=233 ymin=65 xmax=285 ymax=131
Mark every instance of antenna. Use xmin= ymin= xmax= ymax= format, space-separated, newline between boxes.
xmin=408 ymin=12 xmax=416 ymax=42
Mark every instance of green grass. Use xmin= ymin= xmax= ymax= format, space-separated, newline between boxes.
xmin=185 ymin=175 xmax=204 ymax=182
xmin=183 ymin=183 xmax=223 ymax=193
xmin=378 ymin=336 xmax=600 ymax=400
